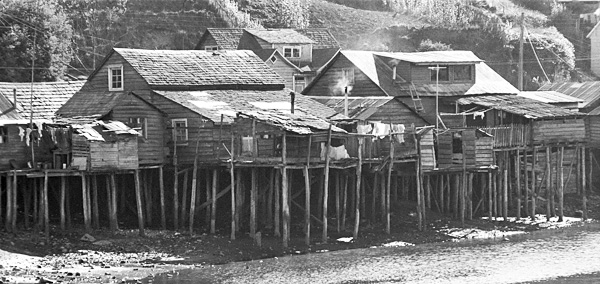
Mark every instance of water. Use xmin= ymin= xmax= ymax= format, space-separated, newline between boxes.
xmin=148 ymin=223 xmax=600 ymax=284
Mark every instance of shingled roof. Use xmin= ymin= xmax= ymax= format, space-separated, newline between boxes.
xmin=56 ymin=92 xmax=130 ymax=119
xmin=538 ymin=81 xmax=600 ymax=110
xmin=295 ymin=29 xmax=340 ymax=49
xmin=112 ymin=48 xmax=285 ymax=89
xmin=245 ymin=29 xmax=314 ymax=44
xmin=0 ymin=81 xmax=84 ymax=120
xmin=153 ymin=89 xmax=344 ymax=124
xmin=457 ymin=95 xmax=585 ymax=119
xmin=203 ymin=28 xmax=244 ymax=50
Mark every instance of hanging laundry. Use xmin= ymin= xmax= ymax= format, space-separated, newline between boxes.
xmin=357 ymin=124 xmax=372 ymax=134
xmin=371 ymin=122 xmax=390 ymax=139
xmin=18 ymin=127 xmax=25 ymax=141
xmin=392 ymin=124 xmax=405 ymax=143
xmin=320 ymin=142 xmax=350 ymax=160
xmin=25 ymin=128 xmax=32 ymax=146
xmin=49 ymin=128 xmax=56 ymax=143
xmin=473 ymin=111 xmax=485 ymax=119
xmin=34 ymin=121 xmax=43 ymax=138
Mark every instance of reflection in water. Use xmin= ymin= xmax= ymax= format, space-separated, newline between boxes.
xmin=149 ymin=223 xmax=600 ymax=284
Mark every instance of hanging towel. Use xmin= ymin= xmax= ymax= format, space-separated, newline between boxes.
xmin=392 ymin=124 xmax=405 ymax=143
xmin=34 ymin=121 xmax=43 ymax=138
xmin=18 ymin=127 xmax=25 ymax=141
xmin=473 ymin=111 xmax=485 ymax=119
xmin=320 ymin=143 xmax=350 ymax=160
xmin=372 ymin=122 xmax=390 ymax=139
xmin=25 ymin=128 xmax=32 ymax=146
xmin=357 ymin=124 xmax=372 ymax=134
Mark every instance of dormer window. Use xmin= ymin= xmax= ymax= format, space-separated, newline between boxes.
xmin=430 ymin=65 xmax=449 ymax=82
xmin=283 ymin=46 xmax=301 ymax=58
xmin=108 ymin=65 xmax=123 ymax=91
xmin=205 ymin=46 xmax=219 ymax=51
xmin=454 ymin=65 xmax=472 ymax=81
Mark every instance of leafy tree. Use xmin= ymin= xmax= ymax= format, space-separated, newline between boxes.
xmin=0 ymin=0 xmax=73 ymax=82
xmin=271 ymin=0 xmax=312 ymax=29
xmin=417 ymin=39 xmax=452 ymax=52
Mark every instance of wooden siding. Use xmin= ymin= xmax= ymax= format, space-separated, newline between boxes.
xmin=396 ymin=97 xmax=455 ymax=126
xmin=420 ymin=130 xmax=436 ymax=170
xmin=0 ymin=125 xmax=29 ymax=170
xmin=409 ymin=64 xmax=475 ymax=84
xmin=110 ymin=94 xmax=166 ymax=165
xmin=437 ymin=132 xmax=453 ymax=168
xmin=590 ymin=24 xmax=600 ymax=77
xmin=475 ymin=137 xmax=494 ymax=165
xmin=71 ymin=134 xmax=139 ymax=171
xmin=273 ymin=43 xmax=312 ymax=67
xmin=586 ymin=115 xmax=600 ymax=146
xmin=80 ymin=53 xmax=150 ymax=94
xmin=304 ymin=55 xmax=386 ymax=97
xmin=196 ymin=35 xmax=218 ymax=50
xmin=533 ymin=119 xmax=586 ymax=144
xmin=367 ymin=100 xmax=428 ymax=127
xmin=265 ymin=54 xmax=297 ymax=90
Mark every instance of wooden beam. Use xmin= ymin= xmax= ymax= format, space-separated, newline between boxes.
xmin=110 ymin=173 xmax=118 ymax=231
xmin=159 ymin=166 xmax=166 ymax=230
xmin=386 ymin=140 xmax=394 ymax=234
xmin=516 ymin=150 xmax=521 ymax=219
xmin=43 ymin=171 xmax=49 ymax=240
xmin=181 ymin=169 xmax=189 ymax=228
xmin=211 ymin=168 xmax=218 ymax=234
xmin=582 ymin=146 xmax=587 ymax=220
xmin=81 ymin=174 xmax=91 ymax=232
xmin=322 ymin=125 xmax=332 ymax=243
xmin=134 ymin=169 xmax=145 ymax=236
xmin=173 ymin=165 xmax=179 ymax=230
xmin=303 ymin=166 xmax=311 ymax=246
xmin=251 ymin=168 xmax=257 ymax=240
xmin=546 ymin=147 xmax=552 ymax=221
xmin=558 ymin=146 xmax=564 ymax=222
xmin=282 ymin=132 xmax=289 ymax=247
xmin=354 ymin=138 xmax=363 ymax=240
xmin=230 ymin=134 xmax=236 ymax=240
xmin=92 ymin=175 xmax=99 ymax=229
xmin=60 ymin=176 xmax=66 ymax=231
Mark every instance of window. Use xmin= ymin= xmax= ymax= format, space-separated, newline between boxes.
xmin=283 ymin=46 xmax=301 ymax=58
xmin=430 ymin=65 xmax=449 ymax=82
xmin=127 ymin=117 xmax=147 ymax=139
xmin=454 ymin=65 xmax=472 ymax=81
xmin=205 ymin=46 xmax=219 ymax=51
xmin=241 ymin=136 xmax=254 ymax=156
xmin=172 ymin=119 xmax=188 ymax=143
xmin=0 ymin=126 xmax=7 ymax=143
xmin=294 ymin=76 xmax=306 ymax=92
xmin=342 ymin=68 xmax=355 ymax=86
xmin=108 ymin=65 xmax=123 ymax=91
xmin=270 ymin=56 xmax=277 ymax=63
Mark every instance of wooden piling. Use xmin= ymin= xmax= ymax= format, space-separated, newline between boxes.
xmin=503 ymin=168 xmax=508 ymax=221
xmin=371 ymin=173 xmax=378 ymax=223
xmin=558 ymin=146 xmax=564 ymax=222
xmin=488 ymin=171 xmax=492 ymax=220
xmin=134 ymin=169 xmax=145 ymax=236
xmin=173 ymin=165 xmax=179 ymax=230
xmin=81 ymin=174 xmax=91 ymax=232
xmin=386 ymin=139 xmax=394 ymax=234
xmin=5 ymin=173 xmax=12 ymax=232
xmin=159 ymin=166 xmax=166 ymax=230
xmin=230 ymin=134 xmax=236 ymax=240
xmin=282 ymin=132 xmax=289 ymax=247
xmin=341 ymin=173 xmax=348 ymax=231
xmin=303 ymin=166 xmax=311 ymax=246
xmin=516 ymin=150 xmax=521 ymax=219
xmin=322 ymin=125 xmax=332 ymax=243
xmin=92 ymin=175 xmax=99 ymax=229
xmin=250 ymin=167 xmax=257 ymax=240
xmin=60 ymin=176 xmax=66 ymax=231
xmin=274 ymin=168 xmax=281 ymax=237
xmin=335 ymin=170 xmax=340 ymax=233
xmin=582 ymin=146 xmax=587 ymax=221
xmin=181 ymin=169 xmax=189 ymax=228
xmin=110 ymin=173 xmax=118 ymax=231
xmin=354 ymin=138 xmax=363 ymax=240
xmin=546 ymin=147 xmax=552 ymax=221
xmin=524 ymin=150 xmax=529 ymax=219
xmin=211 ymin=168 xmax=218 ymax=234
xmin=531 ymin=147 xmax=537 ymax=220
xmin=189 ymin=152 xmax=200 ymax=235
xmin=468 ymin=172 xmax=474 ymax=220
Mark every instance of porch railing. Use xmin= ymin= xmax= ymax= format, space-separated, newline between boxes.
xmin=478 ymin=124 xmax=531 ymax=148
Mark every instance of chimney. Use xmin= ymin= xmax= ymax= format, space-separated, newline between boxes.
xmin=393 ymin=65 xmax=397 ymax=80
xmin=290 ymin=91 xmax=295 ymax=114
xmin=13 ymin=89 xmax=16 ymax=108
xmin=344 ymin=86 xmax=349 ymax=117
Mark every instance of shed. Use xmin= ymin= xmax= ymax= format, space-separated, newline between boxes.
xmin=70 ymin=120 xmax=140 ymax=171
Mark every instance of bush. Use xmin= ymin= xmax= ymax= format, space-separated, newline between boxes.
xmin=417 ymin=39 xmax=453 ymax=52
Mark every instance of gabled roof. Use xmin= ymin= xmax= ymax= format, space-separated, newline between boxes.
xmin=56 ymin=91 xmax=162 ymax=120
xmin=518 ymin=91 xmax=584 ymax=104
xmin=465 ymin=62 xmax=519 ymax=95
xmin=309 ymin=96 xmax=395 ymax=120
xmin=199 ymin=28 xmax=244 ymax=50
xmin=73 ymin=120 xmax=139 ymax=142
xmin=295 ymin=29 xmax=340 ymax=49
xmin=253 ymin=49 xmax=303 ymax=72
xmin=0 ymin=91 xmax=21 ymax=120
xmin=538 ymin=81 xmax=600 ymax=109
xmin=245 ymin=29 xmax=314 ymax=44
xmin=111 ymin=48 xmax=285 ymax=89
xmin=375 ymin=50 xmax=483 ymax=66
xmin=238 ymin=111 xmax=346 ymax=135
xmin=309 ymin=48 xmax=341 ymax=73
xmin=0 ymin=81 xmax=84 ymax=120
xmin=457 ymin=95 xmax=585 ymax=119
xmin=153 ymin=89 xmax=344 ymax=124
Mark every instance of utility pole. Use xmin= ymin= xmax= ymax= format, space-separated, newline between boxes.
xmin=518 ymin=12 xmax=524 ymax=91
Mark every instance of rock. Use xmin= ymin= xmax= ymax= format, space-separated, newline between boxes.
xmin=80 ymin=234 xmax=96 ymax=243
xmin=93 ymin=240 xmax=112 ymax=246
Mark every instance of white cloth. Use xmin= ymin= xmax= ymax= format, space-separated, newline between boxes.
xmin=25 ymin=128 xmax=32 ymax=146
xmin=473 ymin=111 xmax=485 ymax=119
xmin=320 ymin=143 xmax=350 ymax=160
xmin=372 ymin=122 xmax=390 ymax=139
xmin=391 ymin=124 xmax=405 ymax=143
xmin=34 ymin=121 xmax=43 ymax=138
xmin=18 ymin=127 xmax=25 ymax=141
xmin=357 ymin=124 xmax=372 ymax=134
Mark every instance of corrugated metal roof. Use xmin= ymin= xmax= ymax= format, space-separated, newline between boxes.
xmin=538 ymin=81 xmax=600 ymax=108
xmin=375 ymin=50 xmax=483 ymax=65
xmin=238 ymin=110 xmax=346 ymax=135
xmin=466 ymin=63 xmax=519 ymax=95
xmin=457 ymin=95 xmax=585 ymax=119
xmin=113 ymin=48 xmax=285 ymax=88
xmin=154 ymin=89 xmax=344 ymax=124
xmin=73 ymin=120 xmax=139 ymax=142
xmin=0 ymin=81 xmax=84 ymax=120
xmin=245 ymin=29 xmax=315 ymax=44
xmin=518 ymin=91 xmax=584 ymax=103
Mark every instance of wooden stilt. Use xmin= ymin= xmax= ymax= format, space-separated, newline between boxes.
xmin=43 ymin=171 xmax=49 ymax=239
xmin=335 ymin=171 xmax=340 ymax=233
xmin=558 ymin=146 xmax=564 ymax=222
xmin=5 ymin=173 xmax=12 ymax=232
xmin=134 ymin=169 xmax=145 ymax=236
xmin=190 ymin=150 xmax=200 ymax=235
xmin=303 ymin=166 xmax=311 ymax=246
xmin=516 ymin=150 xmax=521 ymax=219
xmin=205 ymin=170 xmax=211 ymax=226
xmin=341 ymin=173 xmax=348 ymax=231
xmin=266 ymin=169 xmax=273 ymax=230
xmin=181 ymin=169 xmax=189 ymax=228
xmin=229 ymin=134 xmax=236 ymax=240
xmin=235 ymin=169 xmax=242 ymax=232
xmin=354 ymin=138 xmax=363 ymax=240
xmin=250 ymin=167 xmax=257 ymax=240
xmin=546 ymin=147 xmax=552 ymax=221
xmin=453 ymin=174 xmax=459 ymax=218
xmin=386 ymin=138 xmax=394 ymax=234
xmin=531 ymin=147 xmax=537 ymax=220
xmin=492 ymin=171 xmax=497 ymax=220
xmin=211 ymin=168 xmax=218 ymax=234
xmin=468 ymin=172 xmax=474 ymax=220
xmin=371 ymin=173 xmax=378 ymax=223
xmin=282 ymin=132 xmax=289 ymax=247
xmin=173 ymin=166 xmax=179 ymax=231
xmin=416 ymin=160 xmax=423 ymax=231
xmin=11 ymin=171 xmax=16 ymax=232
xmin=379 ymin=173 xmax=386 ymax=222
xmin=0 ymin=175 xmax=3 ymax=228
xmin=503 ymin=168 xmax=508 ymax=221
xmin=524 ymin=150 xmax=529 ymax=219
xmin=159 ymin=166 xmax=166 ymax=230
xmin=81 ymin=174 xmax=91 ymax=232
xmin=322 ymin=125 xmax=332 ymax=243
xmin=426 ymin=175 xmax=431 ymax=209
xmin=105 ymin=175 xmax=112 ymax=230
xmin=488 ymin=171 xmax=492 ymax=220
xmin=66 ymin=178 xmax=71 ymax=229
xmin=274 ymin=168 xmax=280 ymax=237
xmin=23 ymin=180 xmax=30 ymax=229
xmin=110 ymin=173 xmax=118 ymax=231
xmin=582 ymin=146 xmax=587 ymax=221
xmin=92 ymin=175 xmax=99 ymax=229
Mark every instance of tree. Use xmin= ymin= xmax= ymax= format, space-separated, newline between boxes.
xmin=271 ymin=0 xmax=311 ymax=29
xmin=0 ymin=0 xmax=73 ymax=82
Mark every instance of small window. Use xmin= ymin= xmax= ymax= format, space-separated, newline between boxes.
xmin=283 ymin=46 xmax=301 ymax=58
xmin=294 ymin=76 xmax=306 ymax=92
xmin=342 ymin=68 xmax=355 ymax=86
xmin=205 ymin=46 xmax=219 ymax=51
xmin=454 ymin=65 xmax=472 ymax=81
xmin=172 ymin=119 xmax=188 ymax=143
xmin=241 ymin=136 xmax=254 ymax=156
xmin=127 ymin=117 xmax=147 ymax=139
xmin=108 ymin=65 xmax=123 ymax=91
xmin=270 ymin=56 xmax=277 ymax=63
xmin=430 ymin=65 xmax=449 ymax=82
xmin=0 ymin=126 xmax=7 ymax=143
